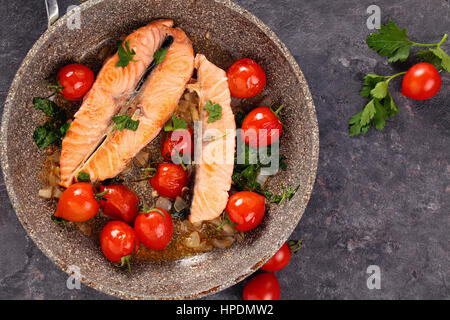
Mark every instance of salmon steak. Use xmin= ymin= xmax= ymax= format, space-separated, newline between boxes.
xmin=78 ymin=28 xmax=194 ymax=182
xmin=59 ymin=20 xmax=194 ymax=186
xmin=189 ymin=54 xmax=236 ymax=223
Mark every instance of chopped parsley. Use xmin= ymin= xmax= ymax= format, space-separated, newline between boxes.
xmin=77 ymin=171 xmax=91 ymax=182
xmin=154 ymin=47 xmax=168 ymax=65
xmin=112 ymin=114 xmax=140 ymax=131
xmin=116 ymin=40 xmax=137 ymax=68
xmin=32 ymin=98 xmax=70 ymax=150
xmin=204 ymin=100 xmax=222 ymax=123
xmin=164 ymin=114 xmax=188 ymax=132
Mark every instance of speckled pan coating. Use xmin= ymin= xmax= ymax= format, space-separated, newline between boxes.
xmin=1 ymin=0 xmax=318 ymax=299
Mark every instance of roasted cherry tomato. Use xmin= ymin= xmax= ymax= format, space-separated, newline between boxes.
xmin=402 ymin=62 xmax=442 ymax=100
xmin=226 ymin=191 xmax=265 ymax=232
xmin=227 ymin=58 xmax=266 ymax=99
xmin=161 ymin=127 xmax=193 ymax=162
xmin=134 ymin=208 xmax=173 ymax=250
xmin=150 ymin=163 xmax=188 ymax=199
xmin=100 ymin=221 xmax=139 ymax=271
xmin=56 ymin=64 xmax=94 ymax=101
xmin=261 ymin=243 xmax=291 ymax=272
xmin=54 ymin=182 xmax=99 ymax=222
xmin=241 ymin=106 xmax=283 ymax=147
xmin=243 ymin=272 xmax=280 ymax=300
xmin=99 ymin=184 xmax=140 ymax=224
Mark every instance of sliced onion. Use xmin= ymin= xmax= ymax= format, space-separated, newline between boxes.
xmin=38 ymin=187 xmax=53 ymax=199
xmin=155 ymin=197 xmax=172 ymax=212
xmin=183 ymin=231 xmax=200 ymax=248
xmin=52 ymin=187 xmax=63 ymax=199
xmin=208 ymin=217 xmax=221 ymax=227
xmin=174 ymin=196 xmax=188 ymax=212
xmin=198 ymin=241 xmax=213 ymax=251
xmin=135 ymin=150 xmax=149 ymax=166
xmin=221 ymin=223 xmax=235 ymax=235
xmin=211 ymin=238 xmax=234 ymax=249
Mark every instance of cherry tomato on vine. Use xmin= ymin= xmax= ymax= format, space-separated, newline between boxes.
xmin=55 ymin=64 xmax=94 ymax=101
xmin=227 ymin=58 xmax=267 ymax=99
xmin=100 ymin=221 xmax=139 ymax=271
xmin=243 ymin=272 xmax=280 ymax=300
xmin=54 ymin=182 xmax=99 ymax=222
xmin=261 ymin=242 xmax=291 ymax=272
xmin=241 ymin=105 xmax=283 ymax=147
xmin=134 ymin=208 xmax=173 ymax=250
xmin=161 ymin=127 xmax=193 ymax=162
xmin=226 ymin=191 xmax=265 ymax=232
xmin=402 ymin=62 xmax=442 ymax=100
xmin=150 ymin=163 xmax=188 ymax=199
xmin=99 ymin=184 xmax=140 ymax=224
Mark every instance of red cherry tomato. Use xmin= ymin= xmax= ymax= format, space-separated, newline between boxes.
xmin=54 ymin=182 xmax=99 ymax=222
xmin=99 ymin=184 xmax=140 ymax=224
xmin=161 ymin=127 xmax=193 ymax=162
xmin=150 ymin=163 xmax=188 ymax=199
xmin=402 ymin=62 xmax=442 ymax=100
xmin=227 ymin=58 xmax=267 ymax=99
xmin=134 ymin=208 xmax=173 ymax=250
xmin=226 ymin=191 xmax=265 ymax=232
xmin=100 ymin=221 xmax=139 ymax=269
xmin=261 ymin=243 xmax=291 ymax=272
xmin=243 ymin=272 xmax=280 ymax=300
xmin=57 ymin=64 xmax=94 ymax=101
xmin=241 ymin=106 xmax=283 ymax=147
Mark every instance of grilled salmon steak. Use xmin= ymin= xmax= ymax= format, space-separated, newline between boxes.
xmin=189 ymin=54 xmax=236 ymax=223
xmin=77 ymin=27 xmax=194 ymax=182
xmin=60 ymin=19 xmax=174 ymax=187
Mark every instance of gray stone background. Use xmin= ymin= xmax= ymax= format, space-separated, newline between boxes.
xmin=0 ymin=0 xmax=449 ymax=300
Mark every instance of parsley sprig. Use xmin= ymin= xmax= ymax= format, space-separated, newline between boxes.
xmin=367 ymin=21 xmax=449 ymax=70
xmin=116 ymin=40 xmax=137 ymax=68
xmin=349 ymin=73 xmax=402 ymax=136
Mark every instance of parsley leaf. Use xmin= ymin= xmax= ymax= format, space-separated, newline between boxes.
xmin=154 ymin=47 xmax=168 ymax=65
xmin=112 ymin=115 xmax=140 ymax=131
xmin=32 ymin=98 xmax=70 ymax=150
xmin=77 ymin=171 xmax=91 ymax=182
xmin=268 ymin=184 xmax=300 ymax=205
xmin=116 ymin=40 xmax=137 ymax=68
xmin=204 ymin=100 xmax=222 ymax=123
xmin=366 ymin=21 xmax=414 ymax=62
xmin=360 ymin=74 xmax=386 ymax=98
xmin=416 ymin=47 xmax=450 ymax=72
xmin=164 ymin=114 xmax=188 ymax=132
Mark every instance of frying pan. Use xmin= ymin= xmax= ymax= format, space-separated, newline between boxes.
xmin=1 ymin=0 xmax=318 ymax=299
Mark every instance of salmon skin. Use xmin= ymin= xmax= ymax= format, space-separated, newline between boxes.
xmin=59 ymin=19 xmax=174 ymax=187
xmin=77 ymin=28 xmax=195 ymax=182
xmin=189 ymin=54 xmax=236 ymax=224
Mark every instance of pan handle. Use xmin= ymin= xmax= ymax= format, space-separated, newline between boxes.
xmin=45 ymin=0 xmax=59 ymax=28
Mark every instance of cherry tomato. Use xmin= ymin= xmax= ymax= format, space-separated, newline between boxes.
xmin=226 ymin=191 xmax=265 ymax=232
xmin=402 ymin=62 xmax=442 ymax=100
xmin=99 ymin=184 xmax=140 ymax=224
xmin=100 ymin=221 xmax=139 ymax=271
xmin=150 ymin=163 xmax=188 ymax=199
xmin=261 ymin=243 xmax=291 ymax=272
xmin=227 ymin=58 xmax=266 ymax=99
xmin=54 ymin=182 xmax=99 ymax=222
xmin=134 ymin=208 xmax=173 ymax=250
xmin=241 ymin=106 xmax=283 ymax=147
xmin=161 ymin=127 xmax=193 ymax=162
xmin=243 ymin=272 xmax=280 ymax=300
xmin=56 ymin=64 xmax=94 ymax=101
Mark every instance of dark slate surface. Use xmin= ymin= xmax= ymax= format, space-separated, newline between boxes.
xmin=0 ymin=0 xmax=448 ymax=300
